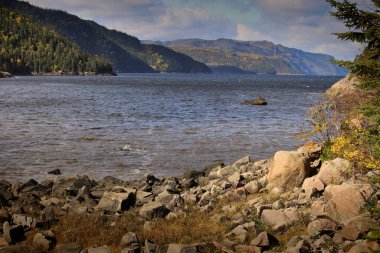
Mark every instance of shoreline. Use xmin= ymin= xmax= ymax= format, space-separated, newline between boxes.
xmin=0 ymin=142 xmax=378 ymax=252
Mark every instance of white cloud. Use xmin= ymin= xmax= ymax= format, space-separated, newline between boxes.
xmin=25 ymin=0 xmax=362 ymax=59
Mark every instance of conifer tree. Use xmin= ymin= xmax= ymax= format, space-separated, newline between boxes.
xmin=327 ymin=0 xmax=380 ymax=88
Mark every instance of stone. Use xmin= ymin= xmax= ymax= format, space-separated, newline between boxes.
xmin=0 ymin=245 xmax=34 ymax=253
xmin=121 ymin=246 xmax=140 ymax=253
xmin=307 ymin=219 xmax=337 ymax=237
xmin=347 ymin=240 xmax=379 ymax=253
xmin=181 ymin=192 xmax=197 ymax=204
xmin=183 ymin=170 xmax=205 ymax=180
xmin=234 ymin=245 xmax=261 ymax=253
xmin=48 ymin=169 xmax=62 ymax=175
xmin=96 ymin=190 xmax=136 ymax=212
xmin=250 ymin=232 xmax=279 ymax=249
xmin=0 ymin=71 xmax=12 ymax=78
xmin=301 ymin=177 xmax=324 ymax=198
xmin=32 ymin=233 xmax=52 ymax=252
xmin=324 ymin=183 xmax=366 ymax=223
xmin=268 ymin=151 xmax=311 ymax=190
xmin=144 ymin=239 xmax=158 ymax=253
xmin=139 ymin=201 xmax=170 ymax=220
xmin=120 ymin=232 xmax=139 ymax=248
xmin=88 ymin=246 xmax=111 ymax=253
xmin=272 ymin=200 xmax=285 ymax=210
xmin=55 ymin=242 xmax=83 ymax=253
xmin=341 ymin=213 xmax=378 ymax=240
xmin=243 ymin=181 xmax=259 ymax=194
xmin=261 ymin=209 xmax=290 ymax=232
xmin=167 ymin=244 xmax=197 ymax=253
xmin=240 ymin=98 xmax=267 ymax=105
xmin=3 ymin=222 xmax=25 ymax=244
xmin=156 ymin=191 xmax=182 ymax=209
xmin=233 ymin=156 xmax=252 ymax=168
xmin=51 ymin=175 xmax=94 ymax=198
xmin=228 ymin=172 xmax=241 ymax=184
xmin=315 ymin=158 xmax=350 ymax=185
xmin=12 ymin=214 xmax=39 ymax=228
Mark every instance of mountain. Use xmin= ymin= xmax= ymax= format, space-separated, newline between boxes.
xmin=146 ymin=39 xmax=348 ymax=76
xmin=0 ymin=7 xmax=113 ymax=75
xmin=0 ymin=0 xmax=211 ymax=73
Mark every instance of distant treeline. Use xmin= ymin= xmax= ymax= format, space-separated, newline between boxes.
xmin=0 ymin=8 xmax=113 ymax=75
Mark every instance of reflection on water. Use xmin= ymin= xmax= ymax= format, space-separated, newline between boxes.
xmin=0 ymin=74 xmax=341 ymax=182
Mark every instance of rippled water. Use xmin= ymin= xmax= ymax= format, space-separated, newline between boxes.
xmin=0 ymin=74 xmax=341 ymax=182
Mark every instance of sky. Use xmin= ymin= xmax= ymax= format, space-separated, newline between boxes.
xmin=25 ymin=0 xmax=370 ymax=60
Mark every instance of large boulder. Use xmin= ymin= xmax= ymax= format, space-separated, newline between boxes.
xmin=261 ymin=209 xmax=291 ymax=232
xmin=268 ymin=151 xmax=312 ymax=190
xmin=307 ymin=219 xmax=337 ymax=237
xmin=96 ymin=189 xmax=136 ymax=212
xmin=324 ymin=183 xmax=366 ymax=223
xmin=139 ymin=201 xmax=170 ymax=220
xmin=341 ymin=213 xmax=378 ymax=240
xmin=315 ymin=158 xmax=350 ymax=185
xmin=301 ymin=177 xmax=324 ymax=198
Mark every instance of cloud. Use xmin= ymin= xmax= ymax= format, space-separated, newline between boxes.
xmin=25 ymin=0 xmax=363 ymax=60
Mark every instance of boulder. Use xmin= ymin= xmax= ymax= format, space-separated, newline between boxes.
xmin=261 ymin=209 xmax=291 ymax=232
xmin=88 ymin=246 xmax=111 ymax=253
xmin=250 ymin=232 xmax=279 ymax=249
xmin=240 ymin=98 xmax=267 ymax=105
xmin=144 ymin=240 xmax=158 ymax=253
xmin=301 ymin=177 xmax=324 ymax=198
xmin=324 ymin=183 xmax=366 ymax=223
xmin=55 ymin=242 xmax=82 ymax=253
xmin=232 ymin=156 xmax=252 ymax=168
xmin=139 ymin=201 xmax=170 ymax=220
xmin=32 ymin=233 xmax=53 ymax=252
xmin=96 ymin=189 xmax=136 ymax=212
xmin=307 ymin=219 xmax=337 ymax=237
xmin=268 ymin=151 xmax=311 ymax=190
xmin=0 ymin=71 xmax=13 ymax=78
xmin=48 ymin=169 xmax=62 ymax=175
xmin=167 ymin=244 xmax=197 ymax=253
xmin=12 ymin=214 xmax=39 ymax=228
xmin=3 ymin=221 xmax=25 ymax=244
xmin=341 ymin=213 xmax=378 ymax=240
xmin=156 ymin=191 xmax=182 ymax=209
xmin=244 ymin=180 xmax=259 ymax=194
xmin=120 ymin=232 xmax=139 ymax=248
xmin=315 ymin=158 xmax=350 ymax=185
xmin=183 ymin=170 xmax=205 ymax=180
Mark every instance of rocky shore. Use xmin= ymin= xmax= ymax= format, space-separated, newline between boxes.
xmin=0 ymin=141 xmax=379 ymax=253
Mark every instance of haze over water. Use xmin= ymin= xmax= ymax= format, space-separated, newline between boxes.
xmin=0 ymin=74 xmax=341 ymax=182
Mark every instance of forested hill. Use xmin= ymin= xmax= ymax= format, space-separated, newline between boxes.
xmin=0 ymin=0 xmax=210 ymax=73
xmin=148 ymin=39 xmax=348 ymax=76
xmin=0 ymin=7 xmax=113 ymax=75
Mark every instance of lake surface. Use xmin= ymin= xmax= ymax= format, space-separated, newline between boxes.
xmin=0 ymin=74 xmax=341 ymax=182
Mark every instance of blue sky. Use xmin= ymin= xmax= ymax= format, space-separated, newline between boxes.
xmin=26 ymin=0 xmax=369 ymax=60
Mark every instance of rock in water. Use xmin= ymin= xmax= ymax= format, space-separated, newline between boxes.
xmin=240 ymin=97 xmax=267 ymax=105
xmin=0 ymin=71 xmax=13 ymax=78
xmin=48 ymin=169 xmax=62 ymax=175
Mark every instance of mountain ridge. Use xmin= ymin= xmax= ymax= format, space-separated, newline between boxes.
xmin=0 ymin=0 xmax=211 ymax=73
xmin=144 ymin=38 xmax=348 ymax=76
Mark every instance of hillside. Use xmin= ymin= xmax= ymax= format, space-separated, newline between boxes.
xmin=0 ymin=7 xmax=113 ymax=75
xmin=0 ymin=0 xmax=210 ymax=73
xmin=148 ymin=39 xmax=348 ymax=75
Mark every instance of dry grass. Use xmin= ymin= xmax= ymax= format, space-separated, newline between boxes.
xmin=54 ymin=209 xmax=144 ymax=252
xmin=144 ymin=207 xmax=227 ymax=246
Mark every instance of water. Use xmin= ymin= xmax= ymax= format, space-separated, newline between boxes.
xmin=0 ymin=74 xmax=341 ymax=182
